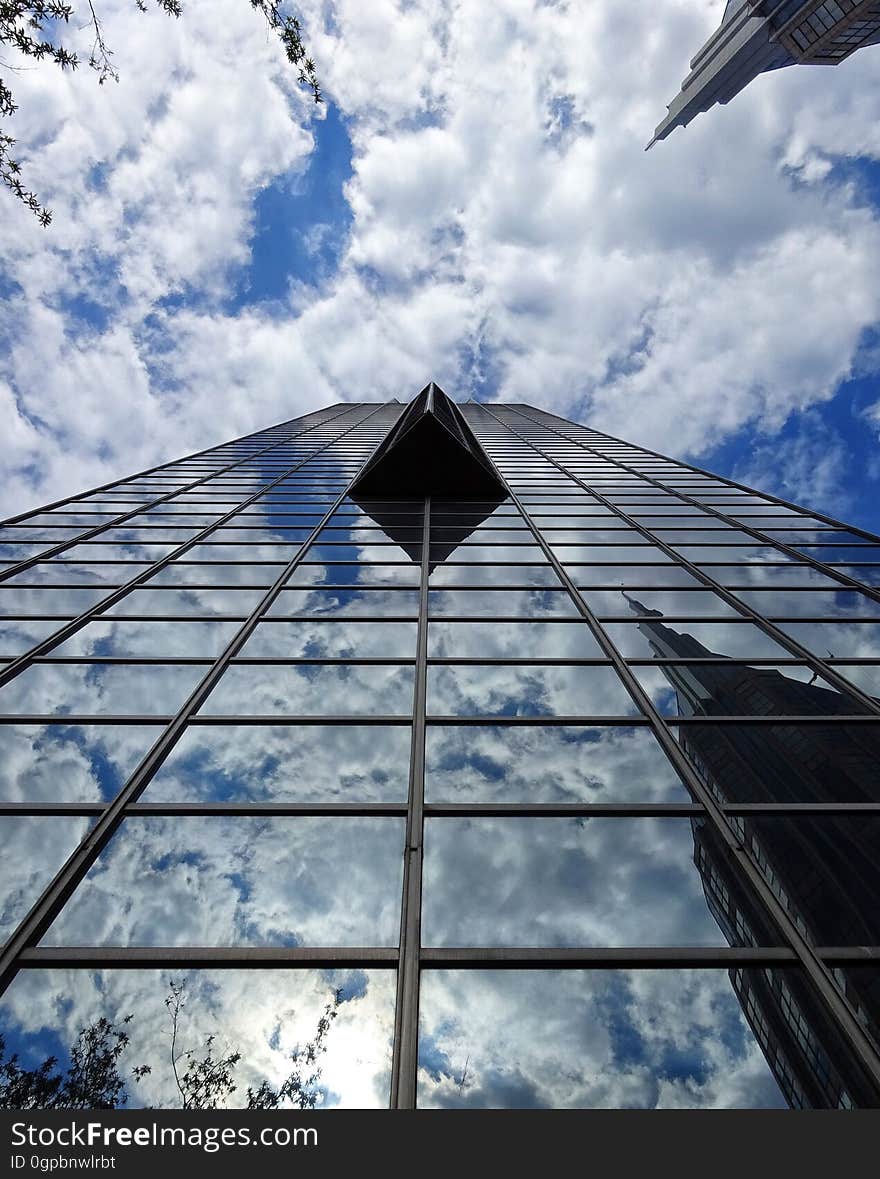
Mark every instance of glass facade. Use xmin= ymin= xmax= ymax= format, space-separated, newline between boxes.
xmin=1 ymin=393 xmax=880 ymax=1109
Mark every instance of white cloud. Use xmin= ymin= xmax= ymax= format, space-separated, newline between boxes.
xmin=1 ymin=0 xmax=879 ymax=524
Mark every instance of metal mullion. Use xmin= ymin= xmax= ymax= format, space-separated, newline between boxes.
xmin=17 ymin=948 xmax=398 ymax=969
xmin=419 ymin=948 xmax=799 ymax=969
xmin=0 ymin=403 xmax=345 ymax=527
xmin=0 ymin=802 xmax=410 ymax=816
xmin=6 ymin=712 xmax=879 ymax=726
xmin=0 ymin=407 xmax=376 ymax=692
xmin=10 ymin=656 xmax=879 ymax=668
xmin=0 ymin=403 xmax=401 ymax=998
xmin=475 ymin=402 xmax=880 ymax=1098
xmin=0 ymin=407 xmax=354 ymax=577
xmin=389 ymin=497 xmax=430 ymax=1110
xmin=501 ymin=406 xmax=880 ymax=718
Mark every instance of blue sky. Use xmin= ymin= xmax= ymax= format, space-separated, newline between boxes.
xmin=1 ymin=0 xmax=879 ymax=533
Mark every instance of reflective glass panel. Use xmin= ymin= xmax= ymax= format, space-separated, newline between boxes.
xmin=427 ymin=665 xmax=636 ymax=717
xmin=0 ymin=664 xmax=205 ymax=716
xmin=0 ymin=817 xmax=92 ymax=942
xmin=603 ymin=621 xmax=790 ymax=660
xmin=428 ymin=590 xmax=579 ymax=618
xmin=145 ymin=723 xmax=411 ymax=802
xmin=428 ymin=621 xmax=603 ymax=659
xmin=201 ymin=665 xmax=415 ymax=716
xmin=267 ymin=589 xmax=419 ymax=617
xmin=0 ymin=724 xmax=158 ymax=802
xmin=241 ymin=621 xmax=417 ymax=659
xmin=673 ymin=723 xmax=880 ymax=803
xmin=0 ymin=968 xmax=395 ymax=1108
xmin=417 ymin=970 xmax=791 ymax=1108
xmin=422 ymin=817 xmax=766 ymax=947
xmin=424 ymin=725 xmax=687 ymax=803
xmin=43 ymin=817 xmax=405 ymax=947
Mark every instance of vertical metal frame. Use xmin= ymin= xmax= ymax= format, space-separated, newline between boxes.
xmin=390 ymin=497 xmax=430 ymax=1109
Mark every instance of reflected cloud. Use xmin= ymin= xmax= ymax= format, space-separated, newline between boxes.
xmin=418 ymin=970 xmax=787 ymax=1109
xmin=0 ymin=968 xmax=394 ymax=1109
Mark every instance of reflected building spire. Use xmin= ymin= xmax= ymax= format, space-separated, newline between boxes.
xmin=625 ymin=594 xmax=880 ymax=1107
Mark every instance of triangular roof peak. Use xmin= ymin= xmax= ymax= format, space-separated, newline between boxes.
xmin=350 ymin=382 xmax=506 ymax=498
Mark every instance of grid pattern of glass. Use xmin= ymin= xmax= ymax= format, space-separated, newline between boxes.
xmin=1 ymin=397 xmax=880 ymax=1111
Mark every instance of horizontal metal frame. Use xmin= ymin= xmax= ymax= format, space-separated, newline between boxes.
xmin=1 ymin=656 xmax=878 ymax=669
xmin=11 ymin=581 xmax=869 ymax=591
xmin=5 ymin=523 xmax=862 ymax=535
xmin=16 ymin=948 xmax=399 ymax=968
xmin=4 ymin=802 xmax=880 ymax=818
xmin=2 ymin=713 xmax=879 ymax=726
xmin=11 ymin=557 xmax=874 ymax=568
xmin=17 ymin=537 xmax=873 ymax=548
xmin=12 ymin=947 xmax=880 ymax=970
xmin=6 ymin=612 xmax=880 ymax=626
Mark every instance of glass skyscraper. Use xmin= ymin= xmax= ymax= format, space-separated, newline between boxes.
xmin=1 ymin=386 xmax=879 ymax=1109
xmin=649 ymin=1 xmax=880 ymax=146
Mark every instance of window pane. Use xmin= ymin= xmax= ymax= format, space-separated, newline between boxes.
xmin=43 ymin=817 xmax=405 ymax=947
xmin=428 ymin=590 xmax=578 ymax=618
xmin=604 ymin=620 xmax=790 ymax=660
xmin=417 ymin=966 xmax=858 ymax=1103
xmin=146 ymin=723 xmax=410 ymax=802
xmin=268 ymin=589 xmax=419 ymax=617
xmin=0 ymin=724 xmax=158 ymax=802
xmin=422 ymin=817 xmax=767 ymax=947
xmin=425 ymin=725 xmax=688 ymax=803
xmin=735 ymin=816 xmax=880 ymax=948
xmin=673 ymin=722 xmax=880 ymax=803
xmin=201 ymin=664 xmax=415 ymax=716
xmin=53 ymin=620 xmax=240 ymax=657
xmin=427 ymin=665 xmax=637 ymax=717
xmin=581 ymin=589 xmax=737 ymax=617
xmin=428 ymin=621 xmax=603 ymax=658
xmin=429 ymin=565 xmax=562 ymax=587
xmin=241 ymin=620 xmax=417 ymax=659
xmin=0 ymin=968 xmax=394 ymax=1108
xmin=636 ymin=663 xmax=862 ymax=718
xmin=417 ymin=970 xmax=799 ymax=1108
xmin=0 ymin=620 xmax=65 ymax=655
xmin=0 ymin=817 xmax=92 ymax=941
xmin=0 ymin=665 xmax=204 ymax=716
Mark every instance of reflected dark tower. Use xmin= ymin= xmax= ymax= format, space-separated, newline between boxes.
xmin=626 ymin=593 xmax=880 ymax=1106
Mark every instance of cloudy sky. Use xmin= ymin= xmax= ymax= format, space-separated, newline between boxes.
xmin=2 ymin=1 xmax=880 ymax=519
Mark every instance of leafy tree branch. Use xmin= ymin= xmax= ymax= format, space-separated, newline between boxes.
xmin=0 ymin=978 xmax=340 ymax=1109
xmin=0 ymin=0 xmax=321 ymax=225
